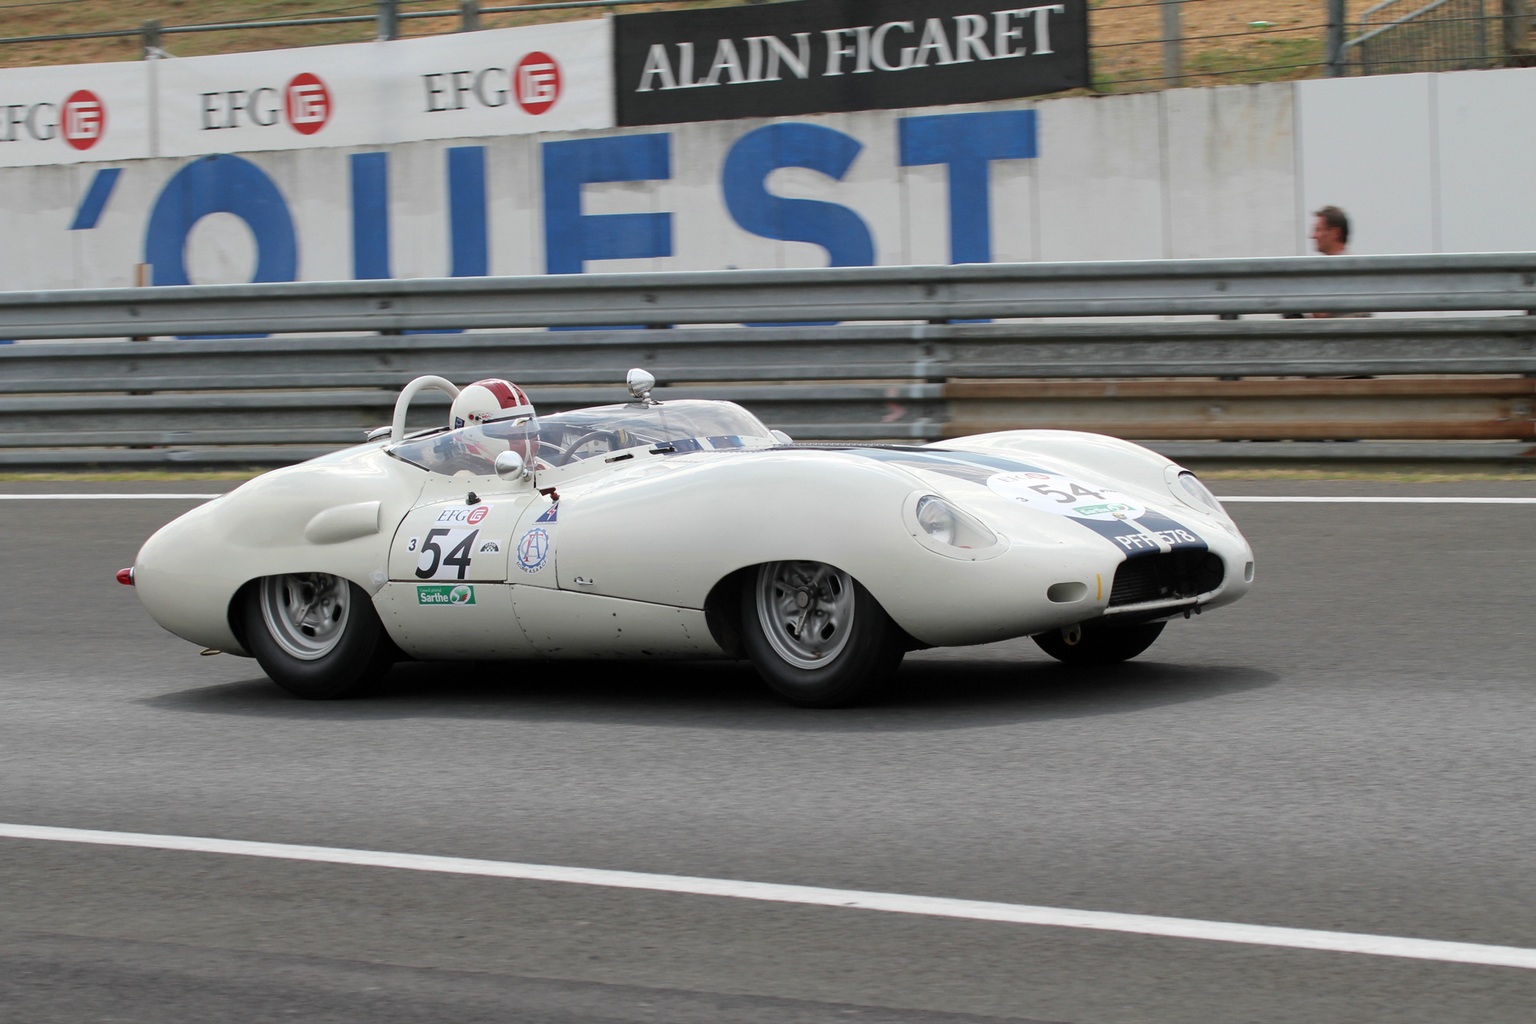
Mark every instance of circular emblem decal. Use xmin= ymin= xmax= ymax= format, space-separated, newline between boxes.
xmin=284 ymin=73 xmax=332 ymax=135
xmin=467 ymin=506 xmax=489 ymax=524
xmin=514 ymin=52 xmax=561 ymax=115
xmin=517 ymin=527 xmax=550 ymax=573
xmin=61 ymin=89 xmax=106 ymax=151
xmin=988 ymin=471 xmax=1146 ymax=522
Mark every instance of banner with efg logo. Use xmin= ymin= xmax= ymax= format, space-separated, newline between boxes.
xmin=613 ymin=0 xmax=1089 ymax=126
xmin=0 ymin=60 xmax=149 ymax=166
xmin=153 ymin=20 xmax=611 ymax=157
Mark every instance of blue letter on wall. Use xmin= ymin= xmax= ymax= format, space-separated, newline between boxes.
xmin=722 ymin=123 xmax=874 ymax=268
xmin=144 ymin=154 xmax=297 ymax=286
xmin=542 ymin=134 xmax=673 ymax=274
xmin=899 ymin=110 xmax=1037 ymax=265
xmin=351 ymin=152 xmax=389 ymax=280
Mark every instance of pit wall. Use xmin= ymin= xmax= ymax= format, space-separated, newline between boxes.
xmin=1 ymin=67 xmax=1532 ymax=292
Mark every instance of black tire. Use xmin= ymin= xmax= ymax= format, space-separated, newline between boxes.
xmin=240 ymin=574 xmax=394 ymax=699
xmin=740 ymin=561 xmax=904 ymax=708
xmin=1032 ymin=620 xmax=1166 ymax=666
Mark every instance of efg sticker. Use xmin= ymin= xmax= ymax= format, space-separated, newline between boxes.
xmin=419 ymin=584 xmax=475 ymax=605
xmin=987 ymin=471 xmax=1146 ymax=522
xmin=536 ymin=502 xmax=559 ymax=523
xmin=434 ymin=504 xmax=491 ymax=525
xmin=517 ymin=527 xmax=551 ymax=573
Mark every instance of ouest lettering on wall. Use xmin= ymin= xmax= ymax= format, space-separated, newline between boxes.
xmin=42 ymin=106 xmax=1040 ymax=302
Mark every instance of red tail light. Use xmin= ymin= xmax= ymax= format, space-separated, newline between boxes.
xmin=116 ymin=567 xmax=135 ymax=586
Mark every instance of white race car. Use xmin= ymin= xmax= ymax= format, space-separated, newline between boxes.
xmin=120 ymin=370 xmax=1254 ymax=707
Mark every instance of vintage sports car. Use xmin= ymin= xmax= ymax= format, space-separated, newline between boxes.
xmin=120 ymin=370 xmax=1255 ymax=707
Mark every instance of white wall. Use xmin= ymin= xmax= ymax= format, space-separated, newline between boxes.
xmin=1296 ymin=67 xmax=1536 ymax=255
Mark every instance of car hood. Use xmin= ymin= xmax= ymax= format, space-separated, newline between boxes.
xmin=780 ymin=444 xmax=1219 ymax=556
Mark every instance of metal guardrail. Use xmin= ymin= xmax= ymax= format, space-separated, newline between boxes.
xmin=1 ymin=255 xmax=1534 ymax=469
xmin=3 ymin=254 xmax=1535 ymax=337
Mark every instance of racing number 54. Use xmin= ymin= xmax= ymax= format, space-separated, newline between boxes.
xmin=1030 ymin=482 xmax=1105 ymax=503
xmin=415 ymin=528 xmax=479 ymax=580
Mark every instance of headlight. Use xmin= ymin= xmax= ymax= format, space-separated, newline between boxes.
xmin=914 ymin=496 xmax=997 ymax=550
xmin=1169 ymin=469 xmax=1231 ymax=521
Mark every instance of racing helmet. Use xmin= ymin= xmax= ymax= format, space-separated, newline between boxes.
xmin=449 ymin=379 xmax=539 ymax=463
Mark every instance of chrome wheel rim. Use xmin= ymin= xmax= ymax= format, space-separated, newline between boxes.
xmin=259 ymin=573 xmax=350 ymax=661
xmin=755 ymin=561 xmax=855 ymax=669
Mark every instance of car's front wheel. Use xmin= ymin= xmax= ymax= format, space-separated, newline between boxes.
xmin=240 ymin=573 xmax=394 ymax=699
xmin=740 ymin=561 xmax=904 ymax=708
xmin=1032 ymin=620 xmax=1166 ymax=666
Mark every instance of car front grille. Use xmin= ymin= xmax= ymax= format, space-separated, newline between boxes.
xmin=1109 ymin=550 xmax=1226 ymax=607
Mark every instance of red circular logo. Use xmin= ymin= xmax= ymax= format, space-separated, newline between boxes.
xmin=61 ymin=89 xmax=106 ymax=151
xmin=514 ymin=52 xmax=561 ymax=115
xmin=284 ymin=73 xmax=332 ymax=135
xmin=467 ymin=506 xmax=489 ymax=524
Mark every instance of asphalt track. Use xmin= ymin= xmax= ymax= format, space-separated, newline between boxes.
xmin=2 ymin=478 xmax=1534 ymax=1024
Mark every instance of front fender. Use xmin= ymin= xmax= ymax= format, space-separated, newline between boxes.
xmin=133 ymin=447 xmax=427 ymax=653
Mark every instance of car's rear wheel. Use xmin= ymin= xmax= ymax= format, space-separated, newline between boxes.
xmin=740 ymin=561 xmax=904 ymax=707
xmin=241 ymin=573 xmax=394 ymax=699
xmin=1032 ymin=620 xmax=1166 ymax=666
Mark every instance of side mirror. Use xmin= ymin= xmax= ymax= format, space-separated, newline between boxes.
xmin=626 ymin=367 xmax=657 ymax=403
xmin=494 ymin=450 xmax=532 ymax=482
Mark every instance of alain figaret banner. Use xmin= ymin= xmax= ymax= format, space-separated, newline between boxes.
xmin=613 ymin=0 xmax=1089 ymax=127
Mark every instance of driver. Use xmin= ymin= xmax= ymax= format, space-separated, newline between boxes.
xmin=443 ymin=378 xmax=539 ymax=472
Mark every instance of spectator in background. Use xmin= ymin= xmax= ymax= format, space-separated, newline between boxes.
xmin=1282 ymin=205 xmax=1368 ymax=320
xmin=1310 ymin=204 xmax=1350 ymax=258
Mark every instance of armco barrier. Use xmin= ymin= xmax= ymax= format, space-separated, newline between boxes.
xmin=1 ymin=255 xmax=1534 ymax=469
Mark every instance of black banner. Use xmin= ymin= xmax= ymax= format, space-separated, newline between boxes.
xmin=613 ymin=0 xmax=1090 ymax=127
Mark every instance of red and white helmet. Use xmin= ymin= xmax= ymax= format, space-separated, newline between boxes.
xmin=450 ymin=379 xmax=538 ymax=462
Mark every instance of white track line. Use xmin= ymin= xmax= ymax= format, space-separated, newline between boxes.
xmin=2 ymin=823 xmax=1533 ymax=971
xmin=0 ymin=493 xmax=220 ymax=500
xmin=1221 ymin=496 xmax=1536 ymax=504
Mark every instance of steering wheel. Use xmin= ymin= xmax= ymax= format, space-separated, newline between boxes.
xmin=555 ymin=430 xmax=623 ymax=466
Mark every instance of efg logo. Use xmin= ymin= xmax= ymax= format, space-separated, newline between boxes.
xmin=284 ymin=73 xmax=331 ymax=135
xmin=201 ymin=72 xmax=332 ymax=134
xmin=62 ymin=90 xmax=106 ymax=150
xmin=422 ymin=52 xmax=563 ymax=116
xmin=1 ymin=88 xmax=106 ymax=149
xmin=514 ymin=51 xmax=560 ymax=115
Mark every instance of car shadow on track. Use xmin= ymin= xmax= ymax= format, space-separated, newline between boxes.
xmin=143 ymin=655 xmax=1278 ymax=733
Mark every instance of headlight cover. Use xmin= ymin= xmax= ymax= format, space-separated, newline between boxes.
xmin=908 ymin=495 xmax=1001 ymax=559
xmin=1167 ymin=468 xmax=1232 ymax=523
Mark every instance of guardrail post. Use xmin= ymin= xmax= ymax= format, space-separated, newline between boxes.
xmin=1327 ymin=0 xmax=1347 ymax=76
xmin=1507 ymin=0 xmax=1535 ymax=65
xmin=1161 ymin=0 xmax=1182 ymax=83
xmin=460 ymin=0 xmax=481 ymax=32
xmin=141 ymin=20 xmax=162 ymax=59
xmin=377 ymin=0 xmax=399 ymax=40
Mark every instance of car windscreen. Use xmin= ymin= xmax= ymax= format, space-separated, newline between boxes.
xmin=537 ymin=400 xmax=778 ymax=464
xmin=385 ymin=421 xmax=521 ymax=475
xmin=387 ymin=400 xmax=777 ymax=475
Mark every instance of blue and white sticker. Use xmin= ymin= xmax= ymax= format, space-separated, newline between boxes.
xmin=517 ymin=527 xmax=550 ymax=573
xmin=535 ymin=502 xmax=559 ymax=524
